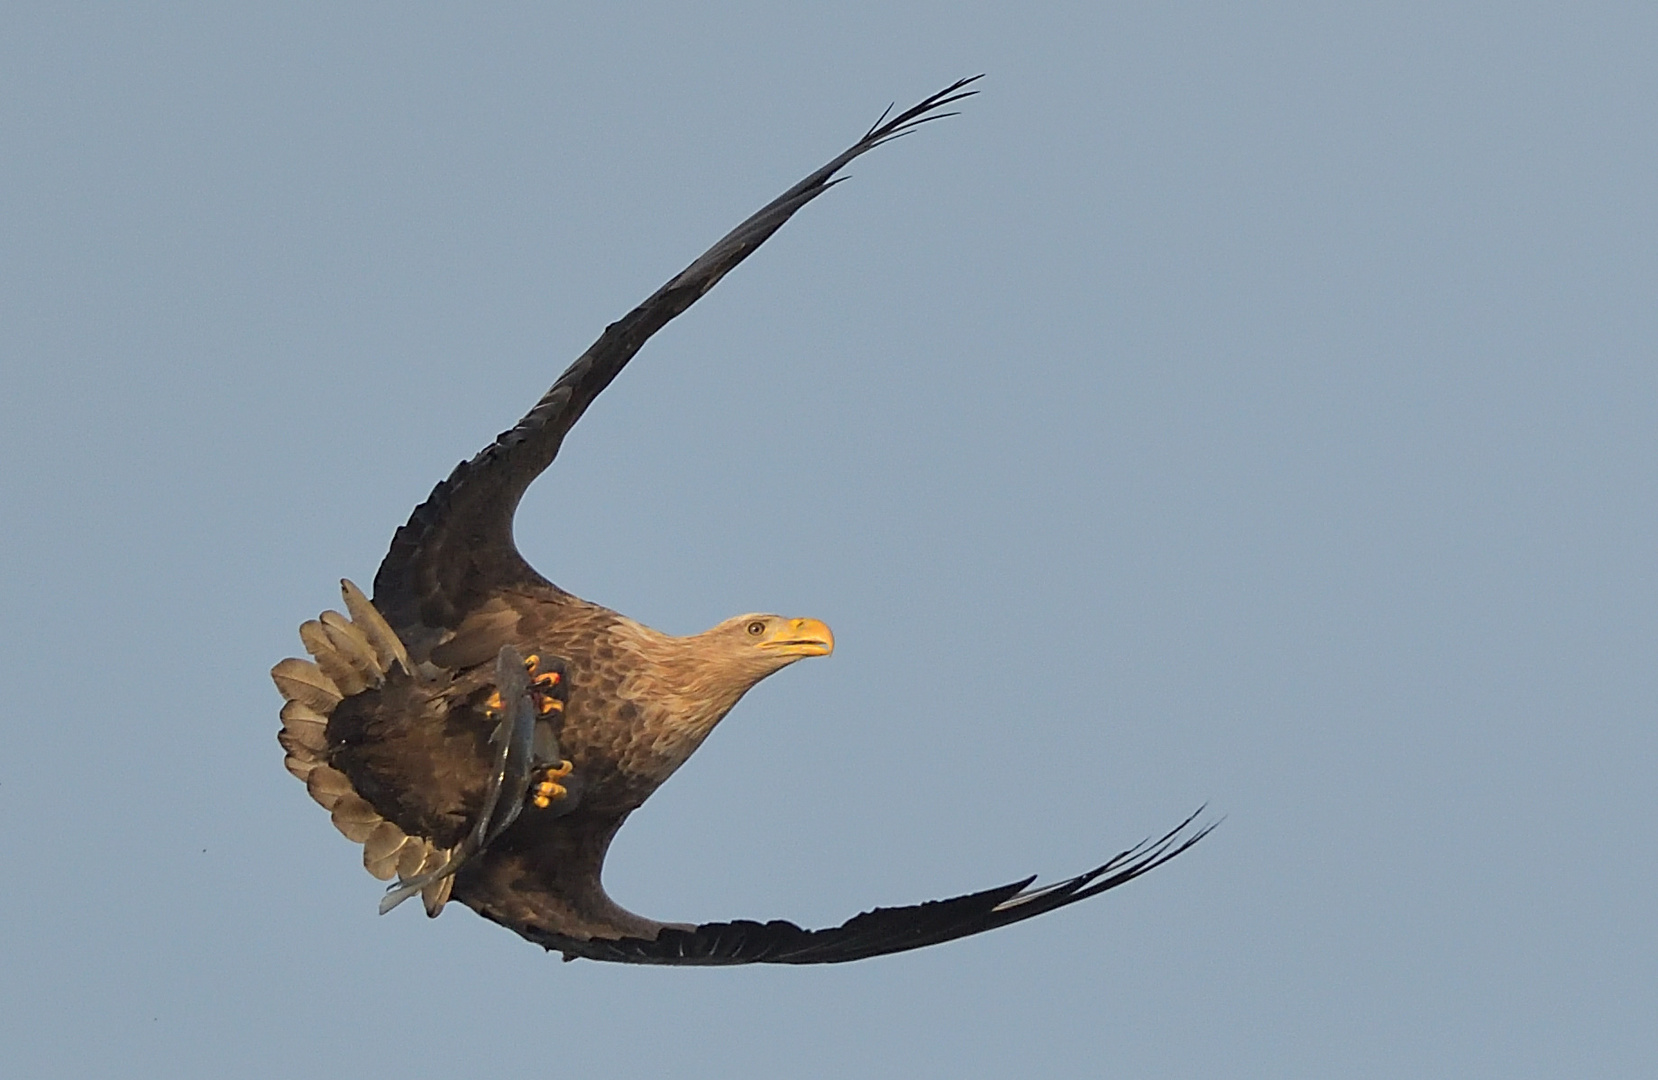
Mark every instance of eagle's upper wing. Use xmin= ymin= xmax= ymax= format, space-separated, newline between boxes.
xmin=482 ymin=810 xmax=1213 ymax=965
xmin=372 ymin=77 xmax=982 ymax=643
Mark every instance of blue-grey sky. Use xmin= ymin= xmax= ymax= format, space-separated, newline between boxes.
xmin=3 ymin=4 xmax=1654 ymax=1078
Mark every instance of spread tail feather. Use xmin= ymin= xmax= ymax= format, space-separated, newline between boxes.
xmin=272 ymin=579 xmax=449 ymax=904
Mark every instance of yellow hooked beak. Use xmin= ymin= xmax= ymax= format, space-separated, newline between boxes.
xmin=758 ymin=617 xmax=835 ymax=657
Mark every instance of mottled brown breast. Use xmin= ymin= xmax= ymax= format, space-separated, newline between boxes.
xmin=513 ymin=599 xmax=751 ymax=815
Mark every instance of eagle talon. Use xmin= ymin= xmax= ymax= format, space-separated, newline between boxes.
xmin=485 ymin=671 xmax=563 ymax=718
xmin=530 ymin=760 xmax=574 ymax=808
xmin=483 ymin=657 xmax=566 ymax=720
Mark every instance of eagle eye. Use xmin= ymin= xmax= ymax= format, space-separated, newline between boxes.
xmin=746 ymin=620 xmax=767 ymax=636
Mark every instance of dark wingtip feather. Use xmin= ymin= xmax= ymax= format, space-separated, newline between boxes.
xmin=863 ymin=75 xmax=984 ymax=145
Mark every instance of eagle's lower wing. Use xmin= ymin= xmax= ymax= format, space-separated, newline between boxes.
xmin=372 ymin=77 xmax=982 ymax=641
xmin=511 ymin=810 xmax=1214 ymax=965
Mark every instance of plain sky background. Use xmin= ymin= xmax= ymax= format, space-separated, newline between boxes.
xmin=3 ymin=4 xmax=1654 ymax=1078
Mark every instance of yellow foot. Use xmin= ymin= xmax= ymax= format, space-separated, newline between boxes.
xmin=528 ymin=659 xmax=564 ymax=712
xmin=531 ymin=760 xmax=574 ymax=808
xmin=482 ymin=655 xmax=566 ymax=718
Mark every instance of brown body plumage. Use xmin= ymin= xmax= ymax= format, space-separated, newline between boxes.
xmin=273 ymin=78 xmax=1212 ymax=965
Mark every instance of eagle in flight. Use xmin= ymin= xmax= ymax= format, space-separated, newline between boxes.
xmin=273 ymin=77 xmax=1211 ymax=965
